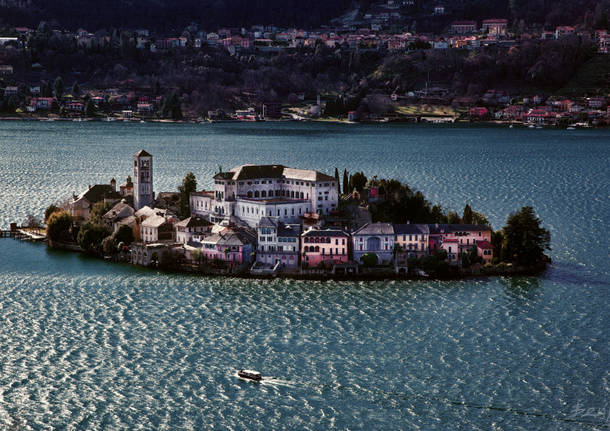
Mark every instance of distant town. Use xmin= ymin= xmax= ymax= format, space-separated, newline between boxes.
xmin=0 ymin=0 xmax=609 ymax=127
xmin=26 ymin=149 xmax=550 ymax=279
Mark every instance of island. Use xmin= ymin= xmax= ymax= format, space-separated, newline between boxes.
xmin=34 ymin=149 xmax=551 ymax=280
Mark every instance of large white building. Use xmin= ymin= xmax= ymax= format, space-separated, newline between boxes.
xmin=190 ymin=164 xmax=339 ymax=228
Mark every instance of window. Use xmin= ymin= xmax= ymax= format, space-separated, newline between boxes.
xmin=261 ymin=191 xmax=266 ymax=198
xmin=254 ymin=191 xmax=260 ymax=198
xmin=247 ymin=191 xmax=252 ymax=198
xmin=335 ymin=239 xmax=338 ymax=245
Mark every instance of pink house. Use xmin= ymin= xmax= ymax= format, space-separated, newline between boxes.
xmin=301 ymin=228 xmax=350 ymax=268
xmin=476 ymin=240 xmax=494 ymax=264
xmin=428 ymin=224 xmax=492 ymax=254
xmin=194 ymin=229 xmax=254 ymax=266
xmin=469 ymin=107 xmax=489 ymax=119
xmin=441 ymin=239 xmax=460 ymax=264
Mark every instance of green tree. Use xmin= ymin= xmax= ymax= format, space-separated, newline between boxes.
xmin=503 ymin=206 xmax=551 ymax=266
xmin=71 ymin=81 xmax=80 ymax=97
xmin=44 ymin=204 xmax=60 ymax=222
xmin=334 ymin=167 xmax=340 ymax=192
xmin=459 ymin=246 xmax=482 ymax=268
xmin=178 ymin=172 xmax=197 ymax=218
xmin=350 ymin=171 xmax=367 ymax=193
xmin=471 ymin=211 xmax=490 ymax=226
xmin=447 ymin=211 xmax=461 ymax=224
xmin=54 ymin=76 xmax=64 ymax=99
xmin=361 ymin=253 xmax=378 ymax=267
xmin=462 ymin=204 xmax=473 ymax=224
xmin=113 ymin=224 xmax=134 ymax=245
xmin=85 ymin=99 xmax=95 ymax=117
xmin=41 ymin=80 xmax=53 ymax=98
xmin=162 ymin=91 xmax=182 ymax=120
xmin=430 ymin=204 xmax=447 ymax=223
xmin=77 ymin=222 xmax=111 ymax=254
xmin=47 ymin=210 xmax=73 ymax=243
xmin=89 ymin=201 xmax=113 ymax=224
xmin=343 ymin=169 xmax=349 ymax=195
xmin=491 ymin=230 xmax=504 ymax=264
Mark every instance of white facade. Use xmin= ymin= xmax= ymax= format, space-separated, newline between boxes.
xmin=133 ymin=150 xmax=153 ymax=210
xmin=194 ymin=165 xmax=339 ymax=228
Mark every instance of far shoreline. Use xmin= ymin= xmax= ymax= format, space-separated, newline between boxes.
xmin=0 ymin=115 xmax=605 ymax=130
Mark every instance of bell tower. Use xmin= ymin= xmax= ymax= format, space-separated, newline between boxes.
xmin=133 ymin=149 xmax=153 ymax=210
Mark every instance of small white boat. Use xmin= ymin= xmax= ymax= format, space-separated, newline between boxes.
xmin=528 ymin=124 xmax=535 ymax=129
xmin=238 ymin=369 xmax=262 ymax=381
xmin=567 ymin=126 xmax=575 ymax=130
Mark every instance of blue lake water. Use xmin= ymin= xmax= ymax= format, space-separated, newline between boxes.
xmin=0 ymin=121 xmax=608 ymax=429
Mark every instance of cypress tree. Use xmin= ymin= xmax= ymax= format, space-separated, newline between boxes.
xmin=334 ymin=167 xmax=340 ymax=193
xmin=343 ymin=169 xmax=349 ymax=195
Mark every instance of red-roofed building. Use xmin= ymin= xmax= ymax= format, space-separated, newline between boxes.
xmin=555 ymin=26 xmax=575 ymax=39
xmin=469 ymin=107 xmax=490 ymax=119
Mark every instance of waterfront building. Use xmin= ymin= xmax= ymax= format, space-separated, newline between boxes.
xmin=175 ymin=216 xmax=212 ymax=244
xmin=70 ymin=180 xmax=121 ymax=222
xmin=191 ymin=229 xmax=255 ymax=266
xmin=301 ymin=227 xmax=350 ymax=268
xmin=190 ymin=164 xmax=339 ymax=228
xmin=393 ymin=224 xmax=430 ymax=258
xmin=352 ymin=223 xmax=395 ymax=264
xmin=102 ymin=199 xmax=135 ymax=231
xmin=140 ymin=215 xmax=174 ymax=243
xmin=256 ymin=216 xmax=301 ymax=269
xmin=476 ymin=240 xmax=494 ymax=264
xmin=133 ymin=150 xmax=153 ymax=210
xmin=441 ymin=238 xmax=460 ymax=264
xmin=428 ymin=223 xmax=493 ymax=253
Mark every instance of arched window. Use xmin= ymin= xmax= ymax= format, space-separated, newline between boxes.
xmin=291 ymin=191 xmax=295 ymax=198
xmin=315 ymin=246 xmax=319 ymax=252
xmin=300 ymin=192 xmax=304 ymax=199
xmin=261 ymin=190 xmax=267 ymax=198
xmin=254 ymin=191 xmax=260 ymax=198
xmin=247 ymin=191 xmax=252 ymax=198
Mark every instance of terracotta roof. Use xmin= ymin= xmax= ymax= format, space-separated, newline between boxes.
xmin=476 ymin=240 xmax=494 ymax=249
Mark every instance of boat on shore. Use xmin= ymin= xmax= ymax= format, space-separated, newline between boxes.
xmin=237 ymin=369 xmax=262 ymax=381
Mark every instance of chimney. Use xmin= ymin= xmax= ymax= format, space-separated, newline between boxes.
xmin=110 ymin=178 xmax=116 ymax=191
xmin=88 ymin=184 xmax=91 ymax=190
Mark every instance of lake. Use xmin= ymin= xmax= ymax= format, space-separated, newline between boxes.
xmin=0 ymin=121 xmax=608 ymax=430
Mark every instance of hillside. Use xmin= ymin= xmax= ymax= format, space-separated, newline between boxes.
xmin=1 ymin=0 xmax=608 ymax=33
xmin=0 ymin=0 xmax=353 ymax=32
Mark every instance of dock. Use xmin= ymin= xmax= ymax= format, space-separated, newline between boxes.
xmin=0 ymin=224 xmax=46 ymax=242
